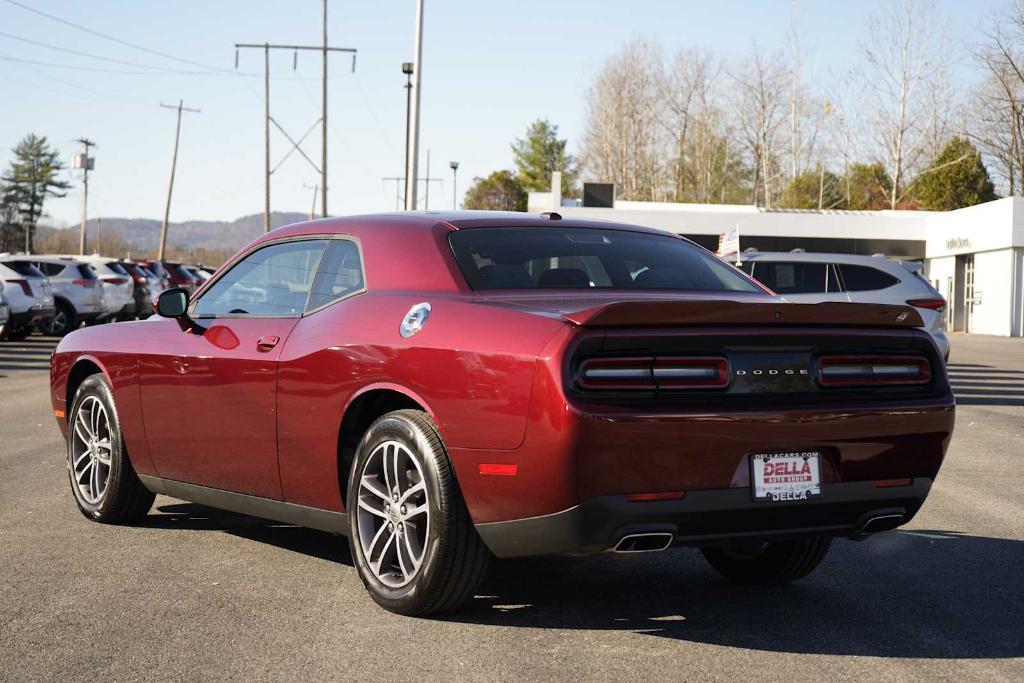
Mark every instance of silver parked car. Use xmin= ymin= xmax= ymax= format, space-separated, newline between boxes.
xmin=73 ymin=255 xmax=135 ymax=321
xmin=738 ymin=251 xmax=950 ymax=361
xmin=0 ymin=258 xmax=56 ymax=340
xmin=22 ymin=256 xmax=106 ymax=336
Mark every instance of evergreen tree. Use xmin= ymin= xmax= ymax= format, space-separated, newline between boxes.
xmin=913 ymin=137 xmax=997 ymax=211
xmin=779 ymin=169 xmax=845 ymax=210
xmin=845 ymin=163 xmax=893 ymax=210
xmin=1 ymin=134 xmax=70 ymax=252
xmin=462 ymin=170 xmax=527 ymax=211
xmin=511 ymin=119 xmax=578 ymax=195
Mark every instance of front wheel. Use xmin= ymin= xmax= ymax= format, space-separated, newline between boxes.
xmin=347 ymin=409 xmax=490 ymax=616
xmin=701 ymin=535 xmax=832 ymax=584
xmin=67 ymin=374 xmax=154 ymax=523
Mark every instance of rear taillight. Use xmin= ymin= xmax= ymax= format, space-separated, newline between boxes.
xmin=906 ymin=298 xmax=946 ymax=312
xmin=8 ymin=278 xmax=33 ymax=296
xmin=817 ymin=355 xmax=931 ymax=387
xmin=103 ymin=277 xmax=129 ymax=285
xmin=71 ymin=279 xmax=95 ymax=287
xmin=578 ymin=356 xmax=729 ymax=390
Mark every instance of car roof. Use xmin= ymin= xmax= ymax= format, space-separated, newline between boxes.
xmin=267 ymin=211 xmax=684 ymax=240
xmin=741 ymin=251 xmax=920 ymax=269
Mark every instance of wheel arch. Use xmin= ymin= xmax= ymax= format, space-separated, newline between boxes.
xmin=337 ymin=384 xmax=445 ymax=509
xmin=65 ymin=355 xmax=110 ymax=417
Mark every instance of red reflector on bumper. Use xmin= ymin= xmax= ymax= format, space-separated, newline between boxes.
xmin=874 ymin=478 xmax=913 ymax=488
xmin=625 ymin=491 xmax=686 ymax=502
xmin=479 ymin=463 xmax=517 ymax=476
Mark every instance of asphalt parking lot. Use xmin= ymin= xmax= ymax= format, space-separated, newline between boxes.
xmin=1 ymin=333 xmax=1021 ymax=681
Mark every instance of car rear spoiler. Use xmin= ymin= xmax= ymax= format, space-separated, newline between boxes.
xmin=562 ymin=300 xmax=925 ymax=328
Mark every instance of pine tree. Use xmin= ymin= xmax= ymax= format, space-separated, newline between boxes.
xmin=1 ymin=134 xmax=70 ymax=252
xmin=511 ymin=120 xmax=578 ymax=195
xmin=913 ymin=137 xmax=997 ymax=211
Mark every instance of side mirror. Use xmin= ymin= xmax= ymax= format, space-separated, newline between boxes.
xmin=156 ymin=288 xmax=188 ymax=318
xmin=155 ymin=288 xmax=195 ymax=331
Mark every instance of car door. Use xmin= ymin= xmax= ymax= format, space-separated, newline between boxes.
xmin=139 ymin=238 xmax=328 ymax=499
xmin=748 ymin=260 xmax=849 ymax=303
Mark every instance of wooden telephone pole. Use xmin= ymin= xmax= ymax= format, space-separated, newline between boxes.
xmin=74 ymin=138 xmax=95 ymax=255
xmin=158 ymin=100 xmax=200 ymax=260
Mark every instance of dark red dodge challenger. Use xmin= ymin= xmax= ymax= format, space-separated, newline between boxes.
xmin=50 ymin=212 xmax=955 ymax=615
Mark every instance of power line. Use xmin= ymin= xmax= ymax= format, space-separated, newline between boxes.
xmin=1 ymin=0 xmax=233 ymax=73
xmin=0 ymin=53 xmax=180 ymax=75
xmin=0 ymin=30 xmax=197 ymax=73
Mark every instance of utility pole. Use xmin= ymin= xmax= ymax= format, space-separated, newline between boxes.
xmin=322 ymin=0 xmax=328 ymax=217
xmin=158 ymin=100 xmax=200 ymax=260
xmin=424 ymin=149 xmax=431 ymax=210
xmin=402 ymin=62 xmax=413 ymax=208
xmin=74 ymin=138 xmax=95 ymax=255
xmin=449 ymin=160 xmax=459 ymax=209
xmin=303 ymin=183 xmax=320 ymax=220
xmin=404 ymin=0 xmax=425 ymax=210
xmin=236 ymin=8 xmax=356 ymax=230
xmin=382 ymin=176 xmax=405 ymax=210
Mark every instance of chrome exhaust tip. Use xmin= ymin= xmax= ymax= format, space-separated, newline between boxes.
xmin=612 ymin=532 xmax=674 ymax=553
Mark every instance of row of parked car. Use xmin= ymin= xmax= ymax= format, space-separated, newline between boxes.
xmin=0 ymin=254 xmax=214 ymax=340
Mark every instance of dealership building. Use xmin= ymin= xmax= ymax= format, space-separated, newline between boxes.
xmin=529 ymin=175 xmax=1024 ymax=337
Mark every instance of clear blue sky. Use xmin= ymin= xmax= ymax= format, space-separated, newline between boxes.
xmin=0 ymin=0 xmax=1006 ymax=227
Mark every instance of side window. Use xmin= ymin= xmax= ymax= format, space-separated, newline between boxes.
xmin=755 ymin=262 xmax=828 ymax=294
xmin=38 ymin=262 xmax=64 ymax=276
xmin=839 ymin=264 xmax=900 ymax=292
xmin=193 ymin=240 xmax=327 ymax=318
xmin=306 ymin=240 xmax=365 ymax=312
xmin=826 ymin=264 xmax=842 ymax=293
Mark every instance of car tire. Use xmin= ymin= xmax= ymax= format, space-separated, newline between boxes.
xmin=1 ymin=325 xmax=30 ymax=341
xmin=67 ymin=374 xmax=154 ymax=524
xmin=347 ymin=409 xmax=491 ymax=616
xmin=46 ymin=301 xmax=77 ymax=337
xmin=700 ymin=535 xmax=831 ymax=584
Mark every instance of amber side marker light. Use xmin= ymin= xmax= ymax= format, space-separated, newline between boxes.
xmin=626 ymin=491 xmax=686 ymax=502
xmin=479 ymin=463 xmax=517 ymax=476
xmin=874 ymin=478 xmax=913 ymax=488
xmin=53 ymin=409 xmax=65 ymax=419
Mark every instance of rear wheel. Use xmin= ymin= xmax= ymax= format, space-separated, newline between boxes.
xmin=67 ymin=374 xmax=154 ymax=523
xmin=701 ymin=535 xmax=831 ymax=584
xmin=45 ymin=301 xmax=77 ymax=337
xmin=347 ymin=409 xmax=490 ymax=616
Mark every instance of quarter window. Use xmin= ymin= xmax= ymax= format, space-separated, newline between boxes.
xmin=306 ymin=239 xmax=364 ymax=311
xmin=193 ymin=240 xmax=327 ymax=318
xmin=838 ymin=264 xmax=900 ymax=292
xmin=750 ymin=262 xmax=828 ymax=294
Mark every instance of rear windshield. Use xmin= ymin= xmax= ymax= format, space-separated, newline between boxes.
xmin=77 ymin=264 xmax=98 ymax=279
xmin=106 ymin=262 xmax=129 ymax=275
xmin=6 ymin=261 xmax=46 ymax=278
xmin=449 ymin=227 xmax=761 ymax=293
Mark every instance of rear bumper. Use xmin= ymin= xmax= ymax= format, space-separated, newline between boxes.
xmin=476 ymin=478 xmax=933 ymax=558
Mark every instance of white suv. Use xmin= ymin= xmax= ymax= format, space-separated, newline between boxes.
xmin=42 ymin=255 xmax=135 ymax=322
xmin=20 ymin=256 xmax=106 ymax=336
xmin=0 ymin=259 xmax=56 ymax=340
xmin=739 ymin=251 xmax=950 ymax=361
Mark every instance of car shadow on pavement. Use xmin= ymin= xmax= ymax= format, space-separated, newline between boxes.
xmin=447 ymin=530 xmax=1023 ymax=659
xmin=147 ymin=502 xmax=353 ymax=566
xmin=947 ymin=363 xmax=1024 ymax=407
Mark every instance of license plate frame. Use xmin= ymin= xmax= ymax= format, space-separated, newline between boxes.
xmin=750 ymin=451 xmax=822 ymax=503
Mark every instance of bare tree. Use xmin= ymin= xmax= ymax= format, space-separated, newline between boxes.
xmin=732 ymin=47 xmax=788 ymax=207
xmin=860 ymin=0 xmax=952 ymax=208
xmin=974 ymin=1 xmax=1024 ymax=195
xmin=581 ymin=38 xmax=666 ymax=201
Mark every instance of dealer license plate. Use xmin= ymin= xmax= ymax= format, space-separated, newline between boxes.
xmin=750 ymin=451 xmax=822 ymax=502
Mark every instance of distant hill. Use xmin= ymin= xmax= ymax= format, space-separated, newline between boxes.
xmin=57 ymin=211 xmax=310 ymax=252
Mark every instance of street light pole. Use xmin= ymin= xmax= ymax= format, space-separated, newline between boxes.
xmin=402 ymin=61 xmax=413 ymax=210
xmin=404 ymin=0 xmax=424 ymax=211
xmin=449 ymin=160 xmax=459 ymax=210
